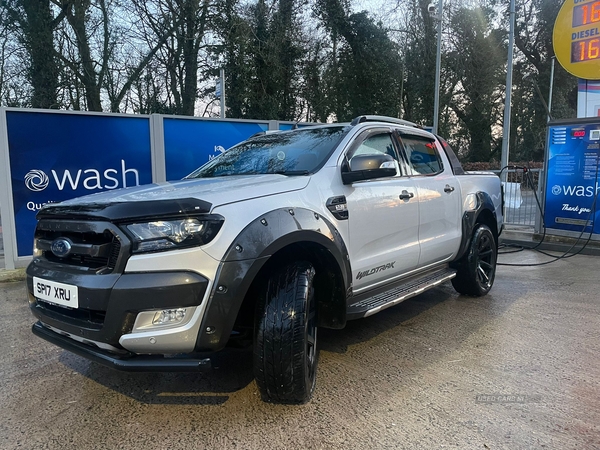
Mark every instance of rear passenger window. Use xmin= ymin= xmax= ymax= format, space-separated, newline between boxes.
xmin=400 ymin=135 xmax=443 ymax=175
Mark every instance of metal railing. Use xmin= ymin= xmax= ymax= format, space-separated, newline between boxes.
xmin=492 ymin=168 xmax=543 ymax=228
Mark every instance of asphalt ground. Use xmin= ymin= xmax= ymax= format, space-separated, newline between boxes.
xmin=1 ymin=249 xmax=599 ymax=449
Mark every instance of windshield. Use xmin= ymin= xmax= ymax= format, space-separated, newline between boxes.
xmin=185 ymin=126 xmax=350 ymax=178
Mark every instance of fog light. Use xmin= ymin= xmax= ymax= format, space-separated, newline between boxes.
xmin=152 ymin=308 xmax=187 ymax=325
xmin=131 ymin=306 xmax=196 ymax=333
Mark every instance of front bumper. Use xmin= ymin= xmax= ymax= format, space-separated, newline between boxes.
xmin=32 ymin=322 xmax=212 ymax=371
xmin=27 ymin=260 xmax=210 ymax=354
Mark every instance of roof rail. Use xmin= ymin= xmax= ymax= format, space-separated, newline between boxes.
xmin=350 ymin=115 xmax=422 ymax=129
xmin=248 ymin=130 xmax=282 ymax=138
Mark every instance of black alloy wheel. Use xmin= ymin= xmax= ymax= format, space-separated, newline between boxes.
xmin=452 ymin=224 xmax=497 ymax=296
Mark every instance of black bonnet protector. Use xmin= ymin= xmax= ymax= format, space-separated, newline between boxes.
xmin=36 ymin=197 xmax=213 ymax=222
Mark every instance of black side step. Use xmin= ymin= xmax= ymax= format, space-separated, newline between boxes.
xmin=347 ymin=267 xmax=457 ymax=319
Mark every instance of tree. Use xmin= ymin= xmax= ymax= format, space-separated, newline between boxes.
xmin=214 ymin=0 xmax=306 ymax=120
xmin=0 ymin=3 xmax=29 ymax=106
xmin=400 ymin=0 xmax=438 ymax=125
xmin=59 ymin=0 xmax=109 ymax=111
xmin=302 ymin=37 xmax=332 ymax=122
xmin=58 ymin=0 xmax=190 ymax=113
xmin=315 ymin=0 xmax=403 ymax=121
xmin=133 ymin=0 xmax=212 ymax=116
xmin=512 ymin=0 xmax=577 ymax=161
xmin=0 ymin=0 xmax=577 ymax=164
xmin=214 ymin=0 xmax=254 ymax=118
xmin=446 ymin=7 xmax=505 ymax=162
xmin=4 ymin=0 xmax=60 ymax=108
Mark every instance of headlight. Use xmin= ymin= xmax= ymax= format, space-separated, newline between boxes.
xmin=124 ymin=215 xmax=224 ymax=253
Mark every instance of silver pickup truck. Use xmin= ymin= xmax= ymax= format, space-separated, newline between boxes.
xmin=27 ymin=115 xmax=503 ymax=404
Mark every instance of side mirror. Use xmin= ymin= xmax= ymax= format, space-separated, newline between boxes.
xmin=341 ymin=154 xmax=397 ymax=184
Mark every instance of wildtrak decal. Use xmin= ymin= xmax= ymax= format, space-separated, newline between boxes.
xmin=356 ymin=262 xmax=396 ymax=280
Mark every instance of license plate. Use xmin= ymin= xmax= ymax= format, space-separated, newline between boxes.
xmin=33 ymin=277 xmax=79 ymax=309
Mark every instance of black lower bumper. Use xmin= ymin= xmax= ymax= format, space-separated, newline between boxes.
xmin=27 ymin=263 xmax=209 ymax=348
xmin=33 ymin=322 xmax=212 ymax=372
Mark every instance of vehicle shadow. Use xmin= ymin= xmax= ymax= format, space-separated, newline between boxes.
xmin=60 ymin=278 xmax=519 ymax=406
xmin=318 ymin=280 xmax=518 ymax=356
xmin=60 ymin=345 xmax=255 ymax=406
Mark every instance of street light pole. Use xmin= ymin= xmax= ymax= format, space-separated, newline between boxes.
xmin=432 ymin=0 xmax=443 ymax=135
xmin=547 ymin=57 xmax=555 ymax=123
xmin=500 ymin=0 xmax=516 ymax=181
xmin=219 ymin=68 xmax=226 ymax=119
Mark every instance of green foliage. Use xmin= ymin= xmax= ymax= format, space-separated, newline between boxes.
xmin=0 ymin=0 xmax=581 ymax=163
xmin=512 ymin=0 xmax=577 ymax=161
xmin=446 ymin=7 xmax=505 ymax=162
xmin=313 ymin=0 xmax=403 ymax=121
xmin=4 ymin=0 xmax=59 ymax=108
xmin=402 ymin=0 xmax=438 ymax=126
xmin=327 ymin=12 xmax=403 ymax=120
xmin=215 ymin=0 xmax=306 ymax=120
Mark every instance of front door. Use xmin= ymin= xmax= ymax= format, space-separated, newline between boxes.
xmin=342 ymin=129 xmax=421 ymax=293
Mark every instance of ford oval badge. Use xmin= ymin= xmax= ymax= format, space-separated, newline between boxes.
xmin=51 ymin=238 xmax=72 ymax=258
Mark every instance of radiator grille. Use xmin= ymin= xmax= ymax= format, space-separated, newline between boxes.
xmin=36 ymin=227 xmax=124 ymax=273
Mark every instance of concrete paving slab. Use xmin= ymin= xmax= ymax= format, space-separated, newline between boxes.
xmin=0 ymin=251 xmax=26 ymax=283
xmin=1 ymin=250 xmax=599 ymax=449
xmin=0 ymin=266 xmax=26 ymax=283
xmin=500 ymin=227 xmax=600 ymax=256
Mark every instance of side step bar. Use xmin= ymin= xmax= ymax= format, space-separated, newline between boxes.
xmin=347 ymin=267 xmax=457 ymax=319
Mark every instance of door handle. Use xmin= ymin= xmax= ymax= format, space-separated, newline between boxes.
xmin=399 ymin=190 xmax=414 ymax=200
xmin=444 ymin=184 xmax=455 ymax=193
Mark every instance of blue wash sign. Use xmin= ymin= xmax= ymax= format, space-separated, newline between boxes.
xmin=545 ymin=122 xmax=600 ymax=235
xmin=7 ymin=110 xmax=152 ymax=257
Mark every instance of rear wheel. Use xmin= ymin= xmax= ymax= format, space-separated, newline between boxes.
xmin=254 ymin=261 xmax=318 ymax=404
xmin=452 ymin=224 xmax=497 ymax=296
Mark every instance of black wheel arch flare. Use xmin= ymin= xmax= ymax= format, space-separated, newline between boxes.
xmin=453 ymin=191 xmax=499 ymax=263
xmin=195 ymin=207 xmax=351 ymax=352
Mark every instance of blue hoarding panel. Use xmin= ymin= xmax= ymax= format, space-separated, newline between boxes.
xmin=545 ymin=123 xmax=600 ymax=234
xmin=7 ymin=111 xmax=152 ymax=257
xmin=163 ymin=119 xmax=268 ymax=180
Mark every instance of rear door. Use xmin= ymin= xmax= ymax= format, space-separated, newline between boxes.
xmin=342 ymin=128 xmax=421 ymax=292
xmin=396 ymin=132 xmax=462 ymax=267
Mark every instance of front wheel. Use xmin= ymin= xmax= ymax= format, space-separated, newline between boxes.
xmin=451 ymin=224 xmax=497 ymax=296
xmin=254 ymin=261 xmax=318 ymax=404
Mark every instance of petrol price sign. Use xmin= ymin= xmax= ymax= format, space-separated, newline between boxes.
xmin=572 ymin=1 xmax=600 ymax=27
xmin=554 ymin=0 xmax=600 ymax=79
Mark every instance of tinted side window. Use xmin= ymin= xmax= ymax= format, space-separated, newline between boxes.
xmin=400 ymin=135 xmax=443 ymax=175
xmin=348 ymin=133 xmax=400 ymax=176
xmin=351 ymin=133 xmax=398 ymax=160
xmin=436 ymin=136 xmax=465 ymax=175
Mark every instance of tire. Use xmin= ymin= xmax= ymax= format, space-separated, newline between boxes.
xmin=451 ymin=224 xmax=497 ymax=296
xmin=254 ymin=261 xmax=319 ymax=404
